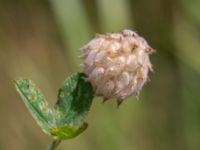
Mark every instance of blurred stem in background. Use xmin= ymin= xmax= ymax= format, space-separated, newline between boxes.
xmin=128 ymin=0 xmax=186 ymax=149
xmin=50 ymin=0 xmax=92 ymax=70
xmin=80 ymin=0 xmax=102 ymax=32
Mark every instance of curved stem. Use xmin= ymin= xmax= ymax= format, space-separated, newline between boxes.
xmin=47 ymin=139 xmax=62 ymax=150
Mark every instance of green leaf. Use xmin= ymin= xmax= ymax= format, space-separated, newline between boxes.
xmin=52 ymin=73 xmax=94 ymax=135
xmin=14 ymin=79 xmax=54 ymax=134
xmin=51 ymin=72 xmax=94 ymax=139
xmin=50 ymin=123 xmax=88 ymax=139
xmin=15 ymin=73 xmax=94 ymax=140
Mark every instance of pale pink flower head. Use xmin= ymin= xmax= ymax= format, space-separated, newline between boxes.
xmin=81 ymin=29 xmax=154 ymax=105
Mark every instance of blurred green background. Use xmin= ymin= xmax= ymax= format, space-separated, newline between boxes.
xmin=0 ymin=0 xmax=200 ymax=150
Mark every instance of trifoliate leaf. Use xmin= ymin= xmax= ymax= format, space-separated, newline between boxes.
xmin=15 ymin=73 xmax=94 ymax=140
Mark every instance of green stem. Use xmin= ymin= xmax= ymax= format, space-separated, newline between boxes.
xmin=47 ymin=139 xmax=62 ymax=150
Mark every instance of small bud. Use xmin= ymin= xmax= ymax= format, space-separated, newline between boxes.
xmin=81 ymin=29 xmax=154 ymax=104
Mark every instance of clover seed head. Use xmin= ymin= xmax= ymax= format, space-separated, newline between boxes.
xmin=81 ymin=29 xmax=154 ymax=105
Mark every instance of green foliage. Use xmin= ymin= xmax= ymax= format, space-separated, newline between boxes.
xmin=53 ymin=73 xmax=94 ymax=127
xmin=50 ymin=123 xmax=88 ymax=139
xmin=14 ymin=72 xmax=94 ymax=140
xmin=14 ymin=78 xmax=54 ymax=134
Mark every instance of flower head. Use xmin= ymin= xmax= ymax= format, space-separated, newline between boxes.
xmin=81 ymin=29 xmax=154 ymax=105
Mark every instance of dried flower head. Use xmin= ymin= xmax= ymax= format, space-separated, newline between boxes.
xmin=81 ymin=29 xmax=154 ymax=105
